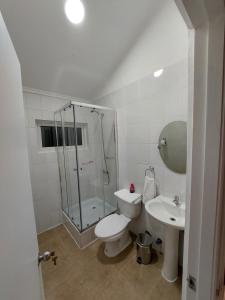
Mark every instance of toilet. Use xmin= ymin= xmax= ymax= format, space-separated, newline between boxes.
xmin=95 ymin=189 xmax=142 ymax=257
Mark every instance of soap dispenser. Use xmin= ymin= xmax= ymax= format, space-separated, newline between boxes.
xmin=130 ymin=183 xmax=135 ymax=193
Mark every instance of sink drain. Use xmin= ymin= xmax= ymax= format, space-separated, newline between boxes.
xmin=170 ymin=217 xmax=176 ymax=221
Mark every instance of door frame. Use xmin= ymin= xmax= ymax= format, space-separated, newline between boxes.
xmin=175 ymin=0 xmax=225 ymax=299
xmin=212 ymin=32 xmax=225 ymax=300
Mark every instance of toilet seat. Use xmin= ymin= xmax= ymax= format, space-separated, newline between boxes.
xmin=94 ymin=189 xmax=142 ymax=257
xmin=95 ymin=213 xmax=130 ymax=239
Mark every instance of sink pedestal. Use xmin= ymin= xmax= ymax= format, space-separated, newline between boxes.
xmin=161 ymin=226 xmax=179 ymax=282
xmin=144 ymin=196 xmax=185 ymax=283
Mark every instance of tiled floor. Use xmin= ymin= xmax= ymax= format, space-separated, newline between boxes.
xmin=38 ymin=225 xmax=182 ymax=300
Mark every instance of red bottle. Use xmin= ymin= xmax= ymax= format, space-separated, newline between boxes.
xmin=130 ymin=183 xmax=135 ymax=193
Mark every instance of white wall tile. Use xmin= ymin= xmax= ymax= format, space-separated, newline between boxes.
xmin=126 ymin=122 xmax=151 ymax=144
xmin=163 ymin=168 xmax=186 ymax=197
xmin=27 ymin=109 xmax=42 ymax=128
xmin=30 ymin=149 xmax=47 ymax=166
xmin=127 ymin=143 xmax=151 ymax=165
xmin=95 ymin=58 xmax=188 ymax=239
xmin=24 ymin=93 xmax=42 ymax=110
xmin=27 ymin=128 xmax=38 ymax=148
xmin=149 ymin=121 xmax=165 ymax=144
xmin=45 ymin=150 xmax=58 ymax=164
xmin=24 ymin=91 xmax=67 ymax=233
xmin=41 ymin=95 xmax=55 ymax=111
xmin=149 ymin=144 xmax=165 ymax=168
xmin=42 ymin=110 xmax=54 ymax=121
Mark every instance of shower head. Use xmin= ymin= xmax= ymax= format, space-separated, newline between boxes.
xmin=90 ymin=108 xmax=99 ymax=114
xmin=90 ymin=108 xmax=104 ymax=118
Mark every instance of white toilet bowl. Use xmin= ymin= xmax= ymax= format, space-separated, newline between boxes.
xmin=95 ymin=213 xmax=132 ymax=257
xmin=95 ymin=189 xmax=141 ymax=257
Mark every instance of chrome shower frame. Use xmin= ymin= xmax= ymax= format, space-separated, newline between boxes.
xmin=54 ymin=101 xmax=119 ymax=233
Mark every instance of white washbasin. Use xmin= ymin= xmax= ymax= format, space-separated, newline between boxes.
xmin=145 ymin=195 xmax=185 ymax=230
xmin=145 ymin=195 xmax=185 ymax=283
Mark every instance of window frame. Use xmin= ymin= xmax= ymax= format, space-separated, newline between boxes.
xmin=36 ymin=120 xmax=88 ymax=152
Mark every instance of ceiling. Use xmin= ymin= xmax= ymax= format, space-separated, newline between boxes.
xmin=0 ymin=0 xmax=163 ymax=100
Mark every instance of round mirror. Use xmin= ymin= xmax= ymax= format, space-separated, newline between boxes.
xmin=158 ymin=121 xmax=187 ymax=174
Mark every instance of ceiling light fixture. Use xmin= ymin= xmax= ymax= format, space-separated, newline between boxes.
xmin=153 ymin=69 xmax=164 ymax=78
xmin=64 ymin=0 xmax=85 ymax=25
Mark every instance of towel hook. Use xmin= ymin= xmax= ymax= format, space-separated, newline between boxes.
xmin=145 ymin=166 xmax=155 ymax=179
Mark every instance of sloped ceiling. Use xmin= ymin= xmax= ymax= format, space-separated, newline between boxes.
xmin=0 ymin=0 xmax=163 ymax=100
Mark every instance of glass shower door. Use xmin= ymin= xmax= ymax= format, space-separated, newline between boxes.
xmin=55 ymin=111 xmax=69 ymax=216
xmin=101 ymin=109 xmax=118 ymax=216
xmin=61 ymin=106 xmax=82 ymax=230
xmin=74 ymin=105 xmax=117 ymax=231
xmin=74 ymin=105 xmax=105 ymax=230
xmin=56 ymin=102 xmax=118 ymax=233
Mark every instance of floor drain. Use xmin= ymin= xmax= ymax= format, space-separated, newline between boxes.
xmin=170 ymin=217 xmax=176 ymax=221
xmin=92 ymin=206 xmax=96 ymax=210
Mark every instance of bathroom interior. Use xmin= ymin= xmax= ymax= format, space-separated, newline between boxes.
xmin=0 ymin=0 xmax=189 ymax=299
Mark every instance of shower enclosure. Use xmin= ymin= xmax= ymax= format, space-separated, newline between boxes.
xmin=54 ymin=101 xmax=118 ymax=233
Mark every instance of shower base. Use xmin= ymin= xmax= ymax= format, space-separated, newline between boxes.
xmin=71 ymin=197 xmax=116 ymax=230
xmin=63 ymin=197 xmax=116 ymax=249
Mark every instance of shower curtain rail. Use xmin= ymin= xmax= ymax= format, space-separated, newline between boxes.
xmin=54 ymin=101 xmax=114 ymax=114
xmin=71 ymin=101 xmax=114 ymax=111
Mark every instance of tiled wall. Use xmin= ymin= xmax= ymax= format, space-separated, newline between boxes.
xmin=95 ymin=59 xmax=188 ymax=239
xmin=24 ymin=91 xmax=72 ymax=233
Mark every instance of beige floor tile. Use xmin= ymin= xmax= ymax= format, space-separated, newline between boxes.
xmin=38 ymin=225 xmax=181 ymax=300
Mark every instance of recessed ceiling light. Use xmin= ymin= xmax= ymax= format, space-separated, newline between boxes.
xmin=64 ymin=0 xmax=85 ymax=25
xmin=153 ymin=69 xmax=164 ymax=78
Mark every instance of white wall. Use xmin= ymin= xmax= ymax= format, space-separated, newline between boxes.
xmin=23 ymin=90 xmax=84 ymax=233
xmin=95 ymin=1 xmax=188 ymax=243
xmin=97 ymin=0 xmax=188 ymax=98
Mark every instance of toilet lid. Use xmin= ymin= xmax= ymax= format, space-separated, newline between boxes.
xmin=95 ymin=213 xmax=130 ymax=238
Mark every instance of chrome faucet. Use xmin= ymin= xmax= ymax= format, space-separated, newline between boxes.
xmin=173 ymin=195 xmax=180 ymax=206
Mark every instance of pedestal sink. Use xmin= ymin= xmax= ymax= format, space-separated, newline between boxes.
xmin=145 ymin=195 xmax=185 ymax=282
